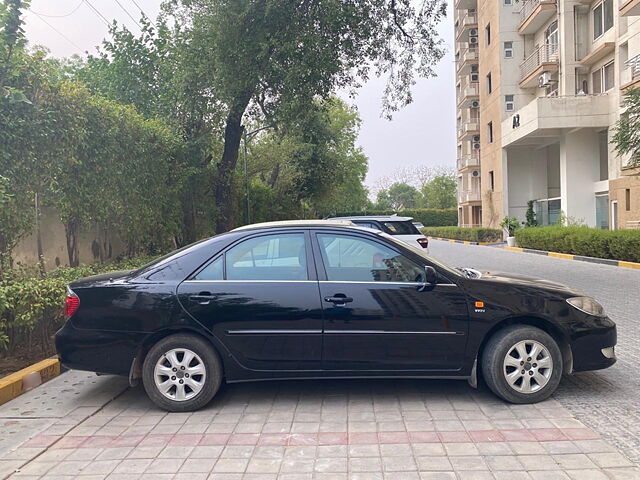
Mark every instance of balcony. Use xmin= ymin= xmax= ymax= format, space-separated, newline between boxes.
xmin=457 ymin=76 xmax=479 ymax=106
xmin=621 ymin=54 xmax=640 ymax=91
xmin=455 ymin=10 xmax=477 ymax=40
xmin=455 ymin=0 xmax=477 ymax=10
xmin=502 ymin=94 xmax=611 ymax=147
xmin=458 ymin=189 xmax=482 ymax=203
xmin=620 ymin=0 xmax=640 ymax=16
xmin=457 ymin=154 xmax=480 ymax=171
xmin=519 ymin=0 xmax=556 ymax=35
xmin=457 ymin=121 xmax=480 ymax=140
xmin=456 ymin=45 xmax=478 ymax=73
xmin=519 ymin=43 xmax=559 ymax=88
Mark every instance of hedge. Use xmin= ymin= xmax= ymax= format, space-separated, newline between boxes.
xmin=515 ymin=226 xmax=640 ymax=263
xmin=0 ymin=256 xmax=155 ymax=355
xmin=421 ymin=226 xmax=503 ymax=243
xmin=332 ymin=209 xmax=458 ymax=227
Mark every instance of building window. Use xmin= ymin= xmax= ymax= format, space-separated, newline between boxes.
xmin=593 ymin=0 xmax=613 ymax=40
xmin=487 ymin=122 xmax=494 ymax=143
xmin=592 ymin=61 xmax=615 ymax=93
xmin=626 ymin=189 xmax=631 ymax=211
xmin=504 ymin=41 xmax=513 ymax=58
xmin=489 ymin=171 xmax=495 ymax=191
xmin=485 ymin=24 xmax=491 ymax=45
xmin=505 ymin=94 xmax=514 ymax=111
xmin=504 ymin=0 xmax=512 ymax=4
xmin=486 ymin=73 xmax=492 ymax=94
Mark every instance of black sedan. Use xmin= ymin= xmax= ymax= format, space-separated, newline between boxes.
xmin=55 ymin=220 xmax=617 ymax=412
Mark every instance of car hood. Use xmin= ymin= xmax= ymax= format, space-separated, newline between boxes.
xmin=477 ymin=271 xmax=586 ymax=296
xmin=69 ymin=270 xmax=134 ymax=288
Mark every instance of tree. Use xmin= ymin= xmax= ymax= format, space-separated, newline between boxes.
xmin=612 ymin=88 xmax=640 ymax=170
xmin=421 ymin=174 xmax=457 ymax=208
xmin=181 ymin=0 xmax=447 ymax=232
xmin=382 ymin=182 xmax=421 ymax=210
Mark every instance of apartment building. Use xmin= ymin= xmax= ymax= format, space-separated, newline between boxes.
xmin=454 ymin=0 xmax=640 ymax=230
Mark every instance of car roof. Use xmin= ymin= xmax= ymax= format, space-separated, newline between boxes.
xmin=231 ymin=219 xmax=356 ymax=232
xmin=329 ymin=215 xmax=414 ymax=222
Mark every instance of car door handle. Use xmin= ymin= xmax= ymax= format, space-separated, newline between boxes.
xmin=189 ymin=292 xmax=216 ymax=305
xmin=324 ymin=294 xmax=353 ymax=306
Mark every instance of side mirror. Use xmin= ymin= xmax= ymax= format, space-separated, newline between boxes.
xmin=418 ymin=266 xmax=438 ymax=291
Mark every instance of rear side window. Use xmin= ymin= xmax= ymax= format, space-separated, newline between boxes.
xmin=353 ymin=221 xmax=381 ymax=230
xmin=226 ymin=233 xmax=308 ymax=281
xmin=383 ymin=221 xmax=420 ymax=235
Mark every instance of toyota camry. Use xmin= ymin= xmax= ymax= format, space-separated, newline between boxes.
xmin=55 ymin=220 xmax=617 ymax=411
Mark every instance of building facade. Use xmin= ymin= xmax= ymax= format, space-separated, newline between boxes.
xmin=454 ymin=0 xmax=640 ymax=230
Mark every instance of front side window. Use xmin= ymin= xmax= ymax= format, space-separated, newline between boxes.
xmin=226 ymin=233 xmax=307 ymax=280
xmin=317 ymin=234 xmax=424 ymax=283
xmin=195 ymin=256 xmax=223 ymax=280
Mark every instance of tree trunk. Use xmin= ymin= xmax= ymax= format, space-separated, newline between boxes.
xmin=215 ymin=96 xmax=252 ymax=233
xmin=34 ymin=193 xmax=45 ymax=275
xmin=64 ymin=219 xmax=80 ymax=267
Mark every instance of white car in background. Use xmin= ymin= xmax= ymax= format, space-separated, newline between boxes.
xmin=328 ymin=215 xmax=429 ymax=252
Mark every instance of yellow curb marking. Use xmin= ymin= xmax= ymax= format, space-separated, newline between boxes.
xmin=548 ymin=252 xmax=574 ymax=260
xmin=505 ymin=246 xmax=524 ymax=252
xmin=619 ymin=261 xmax=640 ymax=270
xmin=0 ymin=357 xmax=60 ymax=406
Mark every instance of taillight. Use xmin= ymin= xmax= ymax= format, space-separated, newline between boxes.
xmin=64 ymin=289 xmax=80 ymax=317
xmin=417 ymin=237 xmax=429 ymax=248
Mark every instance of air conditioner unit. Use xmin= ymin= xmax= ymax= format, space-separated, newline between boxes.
xmin=473 ymin=142 xmax=481 ymax=150
xmin=471 ymin=64 xmax=479 ymax=73
xmin=469 ymin=28 xmax=478 ymax=36
xmin=538 ymin=71 xmax=552 ymax=87
xmin=472 ymin=135 xmax=481 ymax=143
xmin=469 ymin=36 xmax=478 ymax=45
xmin=470 ymin=73 xmax=479 ymax=82
xmin=471 ymin=169 xmax=481 ymax=177
xmin=471 ymin=100 xmax=480 ymax=108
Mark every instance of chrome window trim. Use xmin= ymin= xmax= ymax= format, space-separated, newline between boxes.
xmin=227 ymin=329 xmax=322 ymax=335
xmin=324 ymin=330 xmax=461 ymax=335
xmin=183 ymin=279 xmax=318 ymax=284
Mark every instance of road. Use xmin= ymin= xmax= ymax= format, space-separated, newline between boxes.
xmin=429 ymin=239 xmax=640 ymax=465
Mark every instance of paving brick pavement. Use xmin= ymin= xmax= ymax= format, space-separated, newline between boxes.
xmin=1 ymin=372 xmax=639 ymax=479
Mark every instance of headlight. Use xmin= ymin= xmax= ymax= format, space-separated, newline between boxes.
xmin=566 ymin=297 xmax=605 ymax=316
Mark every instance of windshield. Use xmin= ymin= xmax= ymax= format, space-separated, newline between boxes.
xmin=132 ymin=237 xmax=211 ymax=277
xmin=383 ymin=221 xmax=420 ymax=235
xmin=377 ymin=232 xmax=463 ymax=279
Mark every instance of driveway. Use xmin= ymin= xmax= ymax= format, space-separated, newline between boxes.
xmin=0 ymin=239 xmax=638 ymax=479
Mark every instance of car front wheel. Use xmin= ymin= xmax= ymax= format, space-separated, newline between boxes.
xmin=142 ymin=333 xmax=222 ymax=412
xmin=481 ymin=325 xmax=563 ymax=404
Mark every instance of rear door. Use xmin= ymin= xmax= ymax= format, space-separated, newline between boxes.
xmin=177 ymin=231 xmax=323 ymax=371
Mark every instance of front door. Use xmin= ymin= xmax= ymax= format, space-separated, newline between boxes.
xmin=313 ymin=231 xmax=469 ymax=373
xmin=177 ymin=231 xmax=323 ymax=371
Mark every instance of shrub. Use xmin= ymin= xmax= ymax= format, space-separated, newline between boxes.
xmin=332 ymin=209 xmax=458 ymax=227
xmin=0 ymin=256 xmax=156 ymax=355
xmin=515 ymin=226 xmax=640 ymax=263
xmin=421 ymin=226 xmax=503 ymax=243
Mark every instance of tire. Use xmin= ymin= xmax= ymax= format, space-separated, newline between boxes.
xmin=142 ymin=333 xmax=223 ymax=412
xmin=481 ymin=325 xmax=563 ymax=404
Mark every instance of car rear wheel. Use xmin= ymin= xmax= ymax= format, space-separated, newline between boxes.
xmin=142 ymin=333 xmax=222 ymax=412
xmin=481 ymin=325 xmax=563 ymax=404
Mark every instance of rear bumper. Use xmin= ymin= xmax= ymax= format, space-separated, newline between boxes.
xmin=569 ymin=316 xmax=617 ymax=373
xmin=55 ymin=320 xmax=144 ymax=377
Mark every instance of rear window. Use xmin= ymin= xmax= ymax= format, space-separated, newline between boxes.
xmin=383 ymin=221 xmax=420 ymax=235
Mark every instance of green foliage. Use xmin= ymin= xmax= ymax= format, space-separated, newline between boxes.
xmin=333 ymin=209 xmax=458 ymax=227
xmin=420 ymin=174 xmax=457 ymax=209
xmin=525 ymin=200 xmax=537 ymax=227
xmin=376 ymin=183 xmax=421 ymax=210
xmin=515 ymin=226 xmax=640 ymax=262
xmin=612 ymin=88 xmax=640 ymax=169
xmin=500 ymin=217 xmax=520 ymax=237
xmin=0 ymin=256 xmax=154 ymax=353
xmin=421 ymin=227 xmax=503 ymax=243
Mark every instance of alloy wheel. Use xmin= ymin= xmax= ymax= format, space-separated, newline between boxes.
xmin=154 ymin=348 xmax=207 ymax=401
xmin=502 ymin=340 xmax=553 ymax=394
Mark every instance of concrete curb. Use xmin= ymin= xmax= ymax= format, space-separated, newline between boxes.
xmin=428 ymin=236 xmax=498 ymax=246
xmin=503 ymin=246 xmax=640 ymax=270
xmin=0 ymin=357 xmax=61 ymax=407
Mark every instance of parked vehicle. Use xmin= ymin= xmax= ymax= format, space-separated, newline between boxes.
xmin=329 ymin=215 xmax=429 ymax=251
xmin=56 ymin=220 xmax=617 ymax=412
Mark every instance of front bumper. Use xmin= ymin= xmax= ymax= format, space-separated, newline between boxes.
xmin=568 ymin=315 xmax=617 ymax=373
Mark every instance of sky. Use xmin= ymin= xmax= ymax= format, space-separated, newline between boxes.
xmin=22 ymin=0 xmax=456 ymax=192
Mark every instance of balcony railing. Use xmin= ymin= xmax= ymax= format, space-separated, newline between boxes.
xmin=457 ymin=154 xmax=480 ymax=170
xmin=520 ymin=43 xmax=558 ymax=81
xmin=520 ymin=0 xmax=555 ymax=27
xmin=458 ymin=190 xmax=481 ymax=203
xmin=624 ymin=53 xmax=640 ymax=85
